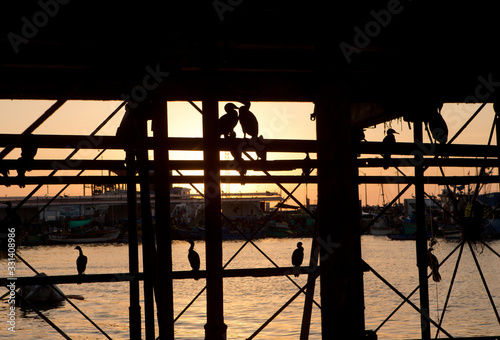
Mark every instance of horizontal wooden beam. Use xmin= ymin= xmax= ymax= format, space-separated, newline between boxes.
xmin=0 ymin=175 xmax=318 ymax=186
xmin=0 ymin=267 xmax=319 ymax=286
xmin=358 ymin=141 xmax=499 ymax=158
xmin=0 ymin=159 xmax=317 ymax=172
xmin=359 ymin=157 xmax=500 ymax=168
xmin=0 ymin=134 xmax=317 ymax=153
xmin=0 ymin=136 xmax=497 ymax=159
xmin=361 ymin=175 xmax=500 ymax=185
xmin=4 ymin=173 xmax=497 ymax=186
xmin=0 ymin=157 xmax=496 ymax=172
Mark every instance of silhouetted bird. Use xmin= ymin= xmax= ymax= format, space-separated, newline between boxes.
xmin=187 ymin=240 xmax=201 ymax=280
xmin=227 ymin=131 xmax=246 ymax=177
xmin=75 ymin=246 xmax=87 ymax=284
xmin=427 ymin=107 xmax=448 ymax=144
xmin=302 ymin=153 xmax=311 ymax=177
xmin=219 ymin=103 xmax=239 ymax=138
xmin=427 ymin=247 xmax=441 ymax=282
xmin=238 ymin=100 xmax=258 ymax=139
xmin=382 ymin=128 xmax=398 ymax=170
xmin=291 ymin=242 xmax=304 ymax=277
xmin=17 ymin=144 xmax=37 ymax=188
xmin=255 ymin=135 xmax=267 ymax=162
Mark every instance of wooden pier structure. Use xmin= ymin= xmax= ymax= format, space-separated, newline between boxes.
xmin=2 ymin=1 xmax=500 ymax=339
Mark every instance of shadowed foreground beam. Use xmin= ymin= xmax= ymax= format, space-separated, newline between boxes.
xmin=0 ymin=267 xmax=319 ymax=286
xmin=3 ymin=174 xmax=499 ymax=186
xmin=0 ymin=134 xmax=316 ymax=153
xmin=0 ymin=175 xmax=318 ymax=185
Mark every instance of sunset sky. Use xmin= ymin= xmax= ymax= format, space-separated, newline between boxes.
xmin=0 ymin=100 xmax=496 ymax=207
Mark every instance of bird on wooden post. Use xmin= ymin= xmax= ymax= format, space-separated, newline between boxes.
xmin=219 ymin=103 xmax=239 ymax=138
xmin=382 ymin=128 xmax=398 ymax=170
xmin=238 ymin=100 xmax=259 ymax=139
xmin=291 ymin=242 xmax=304 ymax=277
xmin=187 ymin=239 xmax=201 ymax=280
xmin=75 ymin=246 xmax=87 ymax=284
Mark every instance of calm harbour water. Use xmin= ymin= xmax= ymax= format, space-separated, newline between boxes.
xmin=1 ymin=236 xmax=500 ymax=339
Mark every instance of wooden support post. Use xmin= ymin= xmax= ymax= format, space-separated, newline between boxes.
xmin=202 ymin=99 xmax=227 ymax=339
xmin=136 ymin=107 xmax=156 ymax=340
xmin=300 ymin=220 xmax=320 ymax=340
xmin=316 ymin=87 xmax=365 ymax=339
xmin=494 ymin=102 xmax=500 ymax=185
xmin=414 ymin=121 xmax=431 ymax=339
xmin=126 ymin=148 xmax=141 ymax=340
xmin=152 ymin=99 xmax=175 ymax=339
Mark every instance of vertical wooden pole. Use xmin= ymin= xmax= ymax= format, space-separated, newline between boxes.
xmin=137 ymin=110 xmax=156 ymax=340
xmin=300 ymin=220 xmax=319 ymax=340
xmin=414 ymin=120 xmax=431 ymax=339
xmin=316 ymin=86 xmax=366 ymax=339
xmin=494 ymin=102 xmax=500 ymax=188
xmin=126 ymin=149 xmax=141 ymax=340
xmin=203 ymin=99 xmax=227 ymax=339
xmin=152 ymin=99 xmax=175 ymax=339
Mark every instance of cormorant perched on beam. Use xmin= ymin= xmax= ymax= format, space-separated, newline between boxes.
xmin=302 ymin=153 xmax=311 ymax=177
xmin=227 ymin=131 xmax=246 ymax=177
xmin=382 ymin=128 xmax=398 ymax=170
xmin=187 ymin=239 xmax=201 ymax=280
xmin=17 ymin=143 xmax=37 ymax=188
xmin=255 ymin=135 xmax=267 ymax=161
xmin=75 ymin=246 xmax=87 ymax=283
xmin=427 ymin=105 xmax=448 ymax=144
xmin=219 ymin=103 xmax=239 ymax=138
xmin=291 ymin=242 xmax=304 ymax=277
xmin=238 ymin=100 xmax=258 ymax=139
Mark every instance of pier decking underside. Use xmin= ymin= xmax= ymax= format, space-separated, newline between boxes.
xmin=2 ymin=1 xmax=500 ymax=339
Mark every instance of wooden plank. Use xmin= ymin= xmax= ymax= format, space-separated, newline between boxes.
xmin=0 ymin=134 xmax=317 ymax=153
xmin=0 ymin=267 xmax=319 ymax=286
xmin=0 ymin=175 xmax=318 ymax=185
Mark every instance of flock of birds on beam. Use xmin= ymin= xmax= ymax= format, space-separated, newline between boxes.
xmin=72 ymin=238 xmax=441 ymax=283
xmin=186 ymin=240 xmax=304 ymax=279
xmin=66 ymin=103 xmax=448 ymax=280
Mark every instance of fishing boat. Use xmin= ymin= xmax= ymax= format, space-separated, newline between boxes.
xmin=48 ymin=229 xmax=120 ymax=243
xmin=265 ymin=221 xmax=292 ymax=238
xmin=48 ymin=219 xmax=120 ymax=244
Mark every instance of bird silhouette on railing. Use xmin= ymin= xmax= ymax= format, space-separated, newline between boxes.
xmin=238 ymin=100 xmax=258 ymax=139
xmin=17 ymin=143 xmax=37 ymax=188
xmin=382 ymin=128 xmax=398 ymax=170
xmin=187 ymin=239 xmax=201 ymax=280
xmin=302 ymin=153 xmax=311 ymax=177
xmin=427 ymin=104 xmax=448 ymax=144
xmin=292 ymin=241 xmax=304 ymax=277
xmin=75 ymin=246 xmax=87 ymax=284
xmin=255 ymin=135 xmax=267 ymax=162
xmin=227 ymin=131 xmax=246 ymax=177
xmin=219 ymin=103 xmax=239 ymax=138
